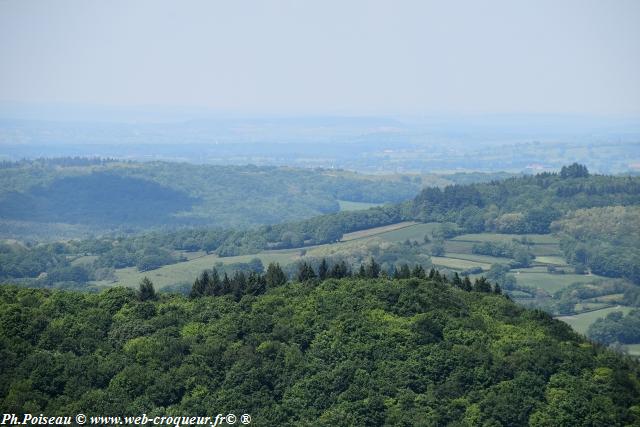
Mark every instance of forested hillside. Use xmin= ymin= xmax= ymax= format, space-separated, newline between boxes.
xmin=552 ymin=206 xmax=640 ymax=283
xmin=2 ymin=164 xmax=639 ymax=288
xmin=411 ymin=164 xmax=640 ymax=234
xmin=0 ymin=159 xmax=425 ymax=237
xmin=2 ymin=275 xmax=639 ymax=425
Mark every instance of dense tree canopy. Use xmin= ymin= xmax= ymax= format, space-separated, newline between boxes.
xmin=1 ymin=274 xmax=639 ymax=425
xmin=552 ymin=206 xmax=640 ymax=283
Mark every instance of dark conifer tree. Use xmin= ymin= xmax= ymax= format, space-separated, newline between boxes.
xmin=411 ymin=264 xmax=426 ymax=279
xmin=366 ymin=258 xmax=380 ymax=278
xmin=461 ymin=276 xmax=473 ymax=291
xmin=265 ymin=263 xmax=287 ymax=288
xmin=452 ymin=272 xmax=462 ymax=288
xmin=231 ymin=271 xmax=247 ymax=300
xmin=208 ymin=268 xmax=222 ymax=296
xmin=246 ymin=272 xmax=267 ymax=296
xmin=433 ymin=270 xmax=442 ymax=282
xmin=297 ymin=262 xmax=317 ymax=282
xmin=474 ymin=277 xmax=492 ymax=293
xmin=190 ymin=277 xmax=205 ymax=298
xmin=318 ymin=258 xmax=329 ymax=281
xmin=222 ymin=273 xmax=232 ymax=295
xmin=138 ymin=277 xmax=156 ymax=301
xmin=398 ymin=263 xmax=411 ymax=279
xmin=330 ymin=260 xmax=349 ymax=279
xmin=358 ymin=264 xmax=367 ymax=278
xmin=199 ymin=270 xmax=211 ymax=292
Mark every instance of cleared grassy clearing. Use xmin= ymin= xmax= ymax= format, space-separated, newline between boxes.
xmin=93 ymin=250 xmax=300 ymax=289
xmin=430 ymin=256 xmax=491 ymax=271
xmin=529 ymin=245 xmax=564 ymax=257
xmin=338 ymin=200 xmax=383 ymax=211
xmin=70 ymin=255 xmax=98 ymax=266
xmin=557 ymin=305 xmax=633 ymax=335
xmin=514 ymin=271 xmax=604 ymax=293
xmin=95 ymin=228 xmax=580 ymax=299
xmin=535 ymin=256 xmax=569 ymax=266
xmin=443 ymin=252 xmax=512 ymax=265
xmin=448 ymin=232 xmax=563 ymax=258
xmin=443 ymin=240 xmax=475 ymax=254
xmin=512 ymin=266 xmax=553 ymax=273
xmin=376 ymin=223 xmax=442 ymax=242
xmin=340 ymin=222 xmax=418 ymax=241
xmin=451 ymin=233 xmax=559 ymax=245
xmin=574 ymin=302 xmax=609 ymax=312
xmin=584 ymin=293 xmax=625 ymax=303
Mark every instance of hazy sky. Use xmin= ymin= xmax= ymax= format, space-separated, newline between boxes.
xmin=1 ymin=0 xmax=639 ymax=116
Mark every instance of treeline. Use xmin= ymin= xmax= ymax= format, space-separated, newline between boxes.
xmin=534 ymin=280 xmax=640 ymax=316
xmin=552 ymin=206 xmax=640 ymax=284
xmin=0 ymin=161 xmax=422 ymax=234
xmin=0 ymin=240 xmax=183 ymax=286
xmin=588 ymin=310 xmax=640 ymax=346
xmin=0 ymin=172 xmax=198 ymax=227
xmin=189 ymin=259 xmax=502 ymax=301
xmin=472 ymin=240 xmax=534 ymax=267
xmin=3 ymin=164 xmax=640 ymax=286
xmin=411 ymin=163 xmax=640 ymax=234
xmin=1 ymin=275 xmax=639 ymax=424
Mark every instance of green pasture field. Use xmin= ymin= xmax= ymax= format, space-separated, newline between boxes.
xmin=376 ymin=223 xmax=442 ymax=242
xmin=338 ymin=200 xmax=384 ymax=211
xmin=70 ymin=255 xmax=99 ymax=266
xmin=529 ymin=245 xmax=564 ymax=257
xmin=430 ymin=256 xmax=491 ymax=271
xmin=514 ymin=271 xmax=605 ymax=293
xmin=92 ymin=250 xmax=300 ymax=289
xmin=451 ymin=233 xmax=559 ymax=245
xmin=340 ymin=222 xmax=418 ymax=241
xmin=442 ymin=252 xmax=512 ymax=265
xmin=95 ymin=227 xmax=580 ymax=298
xmin=341 ymin=221 xmax=442 ymax=243
xmin=584 ymin=293 xmax=625 ymax=303
xmin=446 ymin=233 xmax=562 ymax=257
xmin=557 ymin=305 xmax=633 ymax=335
xmin=574 ymin=302 xmax=609 ymax=312
xmin=443 ymin=240 xmax=475 ymax=254
xmin=511 ymin=266 xmax=554 ymax=273
xmin=534 ymin=256 xmax=569 ymax=266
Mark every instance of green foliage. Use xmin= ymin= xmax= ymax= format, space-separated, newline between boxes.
xmin=137 ymin=277 xmax=156 ymax=301
xmin=0 ymin=276 xmax=638 ymax=424
xmin=4 ymin=166 xmax=640 ymax=289
xmin=553 ymin=206 xmax=640 ymax=283
xmin=0 ymin=161 xmax=421 ymax=236
xmin=412 ymin=170 xmax=640 ymax=234
xmin=431 ymin=240 xmax=445 ymax=256
xmin=588 ymin=309 xmax=640 ymax=345
xmin=0 ymin=172 xmax=195 ymax=227
xmin=264 ymin=263 xmax=287 ymax=289
xmin=297 ymin=262 xmax=317 ymax=282
xmin=560 ymin=163 xmax=590 ymax=179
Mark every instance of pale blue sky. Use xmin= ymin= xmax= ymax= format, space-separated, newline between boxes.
xmin=1 ymin=0 xmax=639 ymax=115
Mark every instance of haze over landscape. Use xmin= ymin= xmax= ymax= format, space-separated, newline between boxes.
xmin=1 ymin=1 xmax=640 ymax=425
